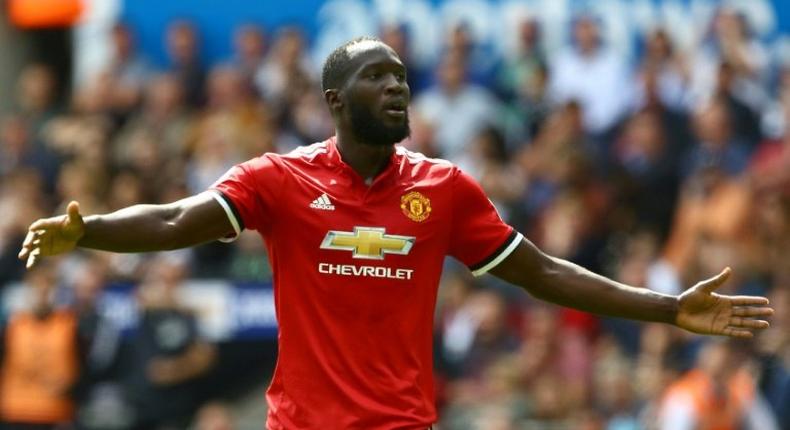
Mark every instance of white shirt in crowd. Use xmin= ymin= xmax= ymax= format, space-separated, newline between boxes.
xmin=549 ymin=46 xmax=634 ymax=134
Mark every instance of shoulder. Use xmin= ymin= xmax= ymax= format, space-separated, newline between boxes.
xmin=396 ymin=145 xmax=455 ymax=170
xmin=246 ymin=141 xmax=332 ymax=172
xmin=395 ymin=145 xmax=462 ymax=182
xmin=280 ymin=141 xmax=330 ymax=162
xmin=237 ymin=141 xmax=330 ymax=173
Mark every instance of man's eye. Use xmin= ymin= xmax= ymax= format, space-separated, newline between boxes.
xmin=368 ymin=73 xmax=381 ymax=80
xmin=396 ymin=73 xmax=406 ymax=82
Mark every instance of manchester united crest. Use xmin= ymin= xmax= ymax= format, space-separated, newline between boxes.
xmin=400 ymin=191 xmax=431 ymax=222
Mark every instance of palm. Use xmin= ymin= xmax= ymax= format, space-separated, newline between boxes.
xmin=676 ymin=268 xmax=773 ymax=338
xmin=41 ymin=217 xmax=83 ymax=255
xmin=18 ymin=201 xmax=85 ymax=268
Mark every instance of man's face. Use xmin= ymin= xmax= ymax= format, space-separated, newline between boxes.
xmin=341 ymin=43 xmax=411 ymax=146
xmin=574 ymin=18 xmax=599 ymax=53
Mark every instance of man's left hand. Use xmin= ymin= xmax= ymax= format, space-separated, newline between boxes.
xmin=676 ymin=267 xmax=773 ymax=338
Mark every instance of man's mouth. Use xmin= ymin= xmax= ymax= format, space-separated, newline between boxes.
xmin=383 ymin=101 xmax=407 ymax=118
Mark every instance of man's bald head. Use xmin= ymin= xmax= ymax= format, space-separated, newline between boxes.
xmin=321 ymin=36 xmax=393 ymax=92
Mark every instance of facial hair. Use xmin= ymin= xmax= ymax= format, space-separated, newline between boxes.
xmin=348 ymin=103 xmax=410 ymax=146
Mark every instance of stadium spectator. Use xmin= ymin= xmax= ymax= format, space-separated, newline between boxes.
xmin=548 ymin=15 xmax=633 ymax=137
xmin=691 ymin=7 xmax=769 ymax=113
xmin=455 ymin=126 xmax=524 ymax=221
xmin=13 ymin=64 xmax=61 ymax=142
xmin=502 ymin=61 xmax=551 ymax=144
xmin=227 ymin=230 xmax=272 ymax=282
xmin=658 ymin=340 xmax=779 ymax=430
xmin=711 ymin=61 xmax=763 ymax=146
xmin=1 ymin=114 xmax=60 ymax=194
xmin=443 ymin=22 xmax=495 ymax=86
xmin=496 ymin=17 xmax=546 ymax=104
xmin=445 ymin=289 xmax=520 ymax=381
xmin=69 ymin=259 xmax=130 ymax=430
xmin=750 ymin=86 xmax=790 ymax=194
xmin=682 ymin=99 xmax=751 ymax=179
xmin=254 ymin=27 xmax=314 ymax=110
xmin=100 ymin=22 xmax=154 ymax=118
xmin=186 ymin=115 xmax=244 ymax=196
xmin=201 ymin=65 xmax=274 ymax=158
xmin=635 ymin=28 xmax=690 ymax=112
xmin=285 ymin=89 xmax=334 ymax=148
xmin=228 ymin=24 xmax=267 ymax=93
xmin=113 ymin=73 xmax=194 ymax=170
xmin=122 ymin=257 xmax=217 ymax=430
xmin=442 ymin=355 xmax=527 ymax=429
xmin=166 ymin=20 xmax=207 ymax=108
xmin=0 ymin=167 xmax=46 ymax=285
xmin=632 ymin=64 xmax=694 ymax=171
xmin=0 ymin=263 xmax=81 ymax=429
xmin=609 ymin=109 xmax=680 ymax=236
xmin=379 ymin=23 xmax=426 ymax=93
xmin=42 ymin=75 xmax=115 ymax=166
xmin=755 ymin=286 xmax=789 ymax=429
xmin=415 ymin=50 xmax=501 ymax=162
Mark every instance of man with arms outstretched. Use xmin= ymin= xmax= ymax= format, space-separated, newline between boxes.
xmin=18 ymin=38 xmax=773 ymax=430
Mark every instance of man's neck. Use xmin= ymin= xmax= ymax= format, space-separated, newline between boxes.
xmin=335 ymin=129 xmax=394 ymax=181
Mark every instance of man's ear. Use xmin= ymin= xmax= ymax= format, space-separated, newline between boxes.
xmin=324 ymin=89 xmax=343 ymax=113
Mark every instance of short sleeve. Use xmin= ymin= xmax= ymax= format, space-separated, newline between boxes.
xmin=209 ymin=155 xmax=283 ymax=240
xmin=448 ymin=169 xmax=522 ymax=276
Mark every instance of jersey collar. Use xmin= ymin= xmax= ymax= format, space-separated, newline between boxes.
xmin=325 ymin=136 xmax=402 ymax=187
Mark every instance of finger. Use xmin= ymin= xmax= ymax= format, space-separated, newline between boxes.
xmin=67 ymin=201 xmax=81 ymax=223
xmin=728 ymin=316 xmax=770 ymax=328
xmin=699 ymin=267 xmax=732 ymax=293
xmin=22 ymin=229 xmax=38 ymax=247
xmin=729 ymin=318 xmax=770 ymax=329
xmin=729 ymin=296 xmax=770 ymax=306
xmin=29 ymin=217 xmax=65 ymax=231
xmin=18 ymin=230 xmax=37 ymax=259
xmin=26 ymin=248 xmax=40 ymax=269
xmin=732 ymin=306 xmax=774 ymax=317
xmin=722 ymin=327 xmax=753 ymax=338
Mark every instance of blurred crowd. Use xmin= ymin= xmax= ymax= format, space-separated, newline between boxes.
xmin=0 ymin=5 xmax=788 ymax=430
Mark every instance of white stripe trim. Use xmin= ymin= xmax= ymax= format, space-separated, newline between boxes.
xmin=471 ymin=232 xmax=524 ymax=277
xmin=209 ymin=190 xmax=242 ymax=243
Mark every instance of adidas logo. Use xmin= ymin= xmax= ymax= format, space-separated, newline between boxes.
xmin=310 ymin=193 xmax=335 ymax=211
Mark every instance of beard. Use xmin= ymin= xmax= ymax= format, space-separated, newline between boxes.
xmin=348 ymin=103 xmax=410 ymax=146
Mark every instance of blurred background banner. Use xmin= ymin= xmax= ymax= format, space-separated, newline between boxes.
xmin=1 ymin=281 xmax=278 ymax=340
xmin=66 ymin=0 xmax=790 ymax=89
xmin=117 ymin=0 xmax=790 ymax=64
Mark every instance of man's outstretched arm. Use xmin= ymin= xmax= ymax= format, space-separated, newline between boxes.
xmin=18 ymin=192 xmax=234 ymax=268
xmin=489 ymin=235 xmax=773 ymax=338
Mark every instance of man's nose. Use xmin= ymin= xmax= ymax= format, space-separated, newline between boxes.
xmin=384 ymin=74 xmax=406 ymax=94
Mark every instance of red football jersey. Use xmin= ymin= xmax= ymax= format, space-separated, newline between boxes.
xmin=211 ymin=137 xmax=521 ymax=430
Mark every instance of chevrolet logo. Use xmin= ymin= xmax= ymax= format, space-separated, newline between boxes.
xmin=320 ymin=227 xmax=415 ymax=260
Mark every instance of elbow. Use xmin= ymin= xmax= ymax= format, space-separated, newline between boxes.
xmin=157 ymin=205 xmax=190 ymax=250
xmin=159 ymin=222 xmax=197 ymax=250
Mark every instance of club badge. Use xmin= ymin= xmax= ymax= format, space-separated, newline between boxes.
xmin=400 ymin=191 xmax=431 ymax=222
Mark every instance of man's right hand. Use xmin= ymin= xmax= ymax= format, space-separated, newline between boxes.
xmin=18 ymin=201 xmax=85 ymax=269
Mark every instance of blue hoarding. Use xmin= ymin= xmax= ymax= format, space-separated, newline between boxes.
xmin=120 ymin=0 xmax=790 ymax=69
